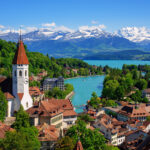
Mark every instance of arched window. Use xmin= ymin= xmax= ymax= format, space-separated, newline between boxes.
xmin=14 ymin=70 xmax=16 ymax=76
xmin=25 ymin=70 xmax=27 ymax=76
xmin=19 ymin=70 xmax=22 ymax=76
xmin=26 ymin=102 xmax=28 ymax=108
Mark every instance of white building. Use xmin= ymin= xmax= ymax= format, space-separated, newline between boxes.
xmin=0 ymin=39 xmax=34 ymax=117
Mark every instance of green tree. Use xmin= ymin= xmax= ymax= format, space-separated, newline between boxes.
xmin=13 ymin=105 xmax=30 ymax=130
xmin=0 ymin=89 xmax=7 ymax=122
xmin=66 ymin=120 xmax=106 ymax=150
xmin=88 ymin=92 xmax=101 ymax=109
xmin=115 ymin=86 xmax=125 ymax=100
xmin=0 ymin=127 xmax=40 ymax=150
xmin=78 ymin=114 xmax=94 ymax=123
xmin=135 ymin=79 xmax=147 ymax=90
xmin=55 ymin=136 xmax=74 ymax=150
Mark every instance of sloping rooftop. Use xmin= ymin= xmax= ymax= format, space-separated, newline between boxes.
xmin=12 ymin=40 xmax=29 ymax=65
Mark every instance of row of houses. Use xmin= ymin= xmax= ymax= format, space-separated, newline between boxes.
xmin=85 ymin=103 xmax=150 ymax=149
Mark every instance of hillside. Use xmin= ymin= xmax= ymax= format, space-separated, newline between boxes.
xmin=0 ymin=39 xmax=103 ymax=77
xmin=83 ymin=50 xmax=150 ymax=60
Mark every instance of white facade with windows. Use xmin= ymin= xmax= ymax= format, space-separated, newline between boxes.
xmin=12 ymin=64 xmax=33 ymax=111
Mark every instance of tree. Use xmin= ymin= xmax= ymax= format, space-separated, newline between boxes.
xmin=66 ymin=120 xmax=106 ymax=150
xmin=0 ymin=127 xmax=40 ymax=150
xmin=88 ymin=92 xmax=101 ymax=109
xmin=115 ymin=86 xmax=125 ymax=100
xmin=104 ymin=145 xmax=120 ymax=150
xmin=0 ymin=89 xmax=7 ymax=122
xmin=55 ymin=136 xmax=74 ymax=150
xmin=78 ymin=114 xmax=94 ymax=123
xmin=13 ymin=105 xmax=30 ymax=130
xmin=135 ymin=79 xmax=147 ymax=90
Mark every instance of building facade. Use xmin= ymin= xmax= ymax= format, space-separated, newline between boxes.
xmin=43 ymin=77 xmax=64 ymax=91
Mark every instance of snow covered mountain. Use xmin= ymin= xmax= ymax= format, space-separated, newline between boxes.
xmin=116 ymin=27 xmax=150 ymax=43
xmin=0 ymin=25 xmax=114 ymax=42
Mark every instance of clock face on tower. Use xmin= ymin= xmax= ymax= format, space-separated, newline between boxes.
xmin=24 ymin=78 xmax=28 ymax=84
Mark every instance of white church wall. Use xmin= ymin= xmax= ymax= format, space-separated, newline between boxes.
xmin=21 ymin=93 xmax=33 ymax=110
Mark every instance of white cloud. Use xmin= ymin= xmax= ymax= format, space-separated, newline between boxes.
xmin=91 ymin=20 xmax=98 ymax=24
xmin=79 ymin=24 xmax=106 ymax=31
xmin=54 ymin=25 xmax=74 ymax=32
xmin=42 ymin=22 xmax=56 ymax=27
xmin=0 ymin=25 xmax=5 ymax=29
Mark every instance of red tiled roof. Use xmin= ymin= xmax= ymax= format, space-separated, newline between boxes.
xmin=63 ymin=109 xmax=77 ymax=117
xmin=74 ymin=140 xmax=83 ymax=150
xmin=0 ymin=122 xmax=13 ymax=138
xmin=12 ymin=40 xmax=29 ymax=65
xmin=18 ymin=93 xmax=24 ymax=100
xmin=29 ymin=86 xmax=42 ymax=96
xmin=36 ymin=123 xmax=59 ymax=141
xmin=27 ymin=98 xmax=77 ymax=118
xmin=4 ymin=92 xmax=14 ymax=99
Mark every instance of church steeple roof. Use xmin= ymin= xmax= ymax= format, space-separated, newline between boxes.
xmin=12 ymin=40 xmax=29 ymax=65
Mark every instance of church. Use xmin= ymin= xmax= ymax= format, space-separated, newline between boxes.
xmin=0 ymin=38 xmax=33 ymax=117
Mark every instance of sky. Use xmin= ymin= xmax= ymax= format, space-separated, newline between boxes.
xmin=0 ymin=0 xmax=150 ymax=32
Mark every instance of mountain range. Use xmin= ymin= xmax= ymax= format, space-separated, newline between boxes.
xmin=0 ymin=26 xmax=150 ymax=59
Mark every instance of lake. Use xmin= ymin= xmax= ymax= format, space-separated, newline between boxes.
xmin=65 ymin=60 xmax=150 ymax=113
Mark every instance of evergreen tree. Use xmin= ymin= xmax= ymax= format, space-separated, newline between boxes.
xmin=0 ymin=89 xmax=7 ymax=122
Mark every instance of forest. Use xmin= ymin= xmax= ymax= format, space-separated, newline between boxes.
xmin=0 ymin=39 xmax=103 ymax=78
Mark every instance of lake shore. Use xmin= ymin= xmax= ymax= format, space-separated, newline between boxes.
xmin=65 ymin=74 xmax=104 ymax=80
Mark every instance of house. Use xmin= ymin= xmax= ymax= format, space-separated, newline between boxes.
xmin=36 ymin=123 xmax=60 ymax=150
xmin=142 ymin=88 xmax=150 ymax=101
xmin=94 ymin=114 xmax=126 ymax=146
xmin=120 ymin=130 xmax=148 ymax=150
xmin=117 ymin=105 xmax=149 ymax=122
xmin=27 ymin=98 xmax=77 ymax=129
xmin=43 ymin=77 xmax=64 ymax=91
xmin=26 ymin=100 xmax=63 ymax=128
xmin=29 ymin=86 xmax=45 ymax=102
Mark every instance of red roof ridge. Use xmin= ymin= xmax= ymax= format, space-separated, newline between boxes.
xmin=12 ymin=40 xmax=29 ymax=65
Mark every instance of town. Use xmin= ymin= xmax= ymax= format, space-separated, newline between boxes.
xmin=0 ymin=35 xmax=150 ymax=150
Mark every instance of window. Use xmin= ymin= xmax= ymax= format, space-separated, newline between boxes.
xmin=14 ymin=70 xmax=16 ymax=76
xmin=19 ymin=70 xmax=22 ymax=76
xmin=25 ymin=70 xmax=27 ymax=76
xmin=26 ymin=102 xmax=28 ymax=108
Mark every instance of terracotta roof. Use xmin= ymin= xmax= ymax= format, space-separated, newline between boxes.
xmin=118 ymin=105 xmax=149 ymax=118
xmin=4 ymin=92 xmax=14 ymax=99
xmin=0 ymin=122 xmax=13 ymax=138
xmin=63 ymin=109 xmax=77 ymax=117
xmin=27 ymin=98 xmax=77 ymax=118
xmin=36 ymin=123 xmax=59 ymax=141
xmin=29 ymin=86 xmax=42 ymax=96
xmin=12 ymin=40 xmax=29 ymax=65
xmin=27 ymin=100 xmax=63 ymax=118
xmin=74 ymin=140 xmax=84 ymax=150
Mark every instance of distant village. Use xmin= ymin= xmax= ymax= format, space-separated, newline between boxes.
xmin=1 ymin=38 xmax=150 ymax=150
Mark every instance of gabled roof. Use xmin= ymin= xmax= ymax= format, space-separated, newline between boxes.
xmin=12 ymin=40 xmax=29 ymax=65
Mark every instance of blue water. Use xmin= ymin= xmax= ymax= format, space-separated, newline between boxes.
xmin=65 ymin=60 xmax=150 ymax=113
xmin=84 ymin=60 xmax=150 ymax=69
xmin=65 ymin=76 xmax=105 ymax=112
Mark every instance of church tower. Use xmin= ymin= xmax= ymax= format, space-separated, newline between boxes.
xmin=12 ymin=37 xmax=33 ymax=111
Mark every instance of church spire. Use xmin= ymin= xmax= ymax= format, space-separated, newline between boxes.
xmin=12 ymin=28 xmax=29 ymax=65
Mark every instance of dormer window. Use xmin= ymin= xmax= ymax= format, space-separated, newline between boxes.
xmin=19 ymin=70 xmax=22 ymax=76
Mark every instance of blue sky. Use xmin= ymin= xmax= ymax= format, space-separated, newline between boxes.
xmin=0 ymin=0 xmax=150 ymax=32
